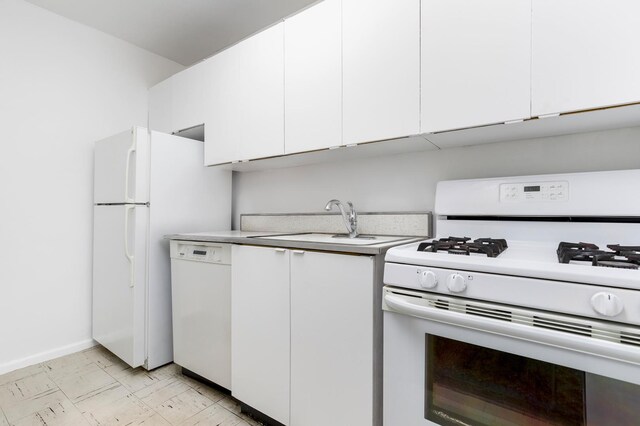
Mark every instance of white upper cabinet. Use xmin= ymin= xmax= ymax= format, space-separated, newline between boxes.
xmin=205 ymin=23 xmax=285 ymax=165
xmin=421 ymin=0 xmax=531 ymax=133
xmin=149 ymin=61 xmax=209 ymax=134
xmin=532 ymin=0 xmax=640 ymax=116
xmin=342 ymin=0 xmax=420 ymax=144
xmin=285 ymin=0 xmax=342 ymax=153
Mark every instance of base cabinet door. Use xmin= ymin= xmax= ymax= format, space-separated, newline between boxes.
xmin=290 ymin=251 xmax=375 ymax=426
xmin=532 ymin=0 xmax=640 ymax=116
xmin=231 ymin=245 xmax=290 ymax=425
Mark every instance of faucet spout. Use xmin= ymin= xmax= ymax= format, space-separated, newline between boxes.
xmin=325 ymin=199 xmax=358 ymax=238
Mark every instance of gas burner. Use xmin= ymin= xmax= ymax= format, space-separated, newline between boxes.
xmin=558 ymin=242 xmax=640 ymax=269
xmin=417 ymin=237 xmax=508 ymax=258
xmin=557 ymin=242 xmax=607 ymax=264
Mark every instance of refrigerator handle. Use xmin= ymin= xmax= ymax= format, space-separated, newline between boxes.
xmin=124 ymin=140 xmax=136 ymax=204
xmin=124 ymin=205 xmax=135 ymax=288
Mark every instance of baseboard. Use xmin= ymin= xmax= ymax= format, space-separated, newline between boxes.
xmin=0 ymin=339 xmax=97 ymax=376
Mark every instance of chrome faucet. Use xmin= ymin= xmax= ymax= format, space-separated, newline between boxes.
xmin=325 ymin=199 xmax=358 ymax=238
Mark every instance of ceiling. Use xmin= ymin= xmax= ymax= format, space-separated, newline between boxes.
xmin=24 ymin=0 xmax=318 ymax=66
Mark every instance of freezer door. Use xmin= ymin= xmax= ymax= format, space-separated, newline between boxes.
xmin=93 ymin=204 xmax=148 ymax=368
xmin=94 ymin=127 xmax=150 ymax=204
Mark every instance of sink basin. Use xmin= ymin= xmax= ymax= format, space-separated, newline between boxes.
xmin=254 ymin=233 xmax=411 ymax=246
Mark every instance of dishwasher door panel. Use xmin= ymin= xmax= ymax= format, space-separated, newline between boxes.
xmin=170 ymin=255 xmax=231 ymax=389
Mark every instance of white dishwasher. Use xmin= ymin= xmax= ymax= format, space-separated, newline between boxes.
xmin=170 ymin=240 xmax=232 ymax=390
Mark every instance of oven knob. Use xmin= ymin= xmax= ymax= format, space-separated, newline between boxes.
xmin=417 ymin=270 xmax=438 ymax=288
xmin=446 ymin=273 xmax=467 ymax=293
xmin=591 ymin=292 xmax=624 ymax=317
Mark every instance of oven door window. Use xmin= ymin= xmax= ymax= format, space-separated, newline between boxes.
xmin=425 ymin=335 xmax=640 ymax=426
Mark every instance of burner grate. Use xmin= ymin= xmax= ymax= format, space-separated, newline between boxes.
xmin=557 ymin=242 xmax=640 ymax=269
xmin=417 ymin=237 xmax=508 ymax=258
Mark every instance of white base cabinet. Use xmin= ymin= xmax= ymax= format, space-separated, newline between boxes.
xmin=291 ymin=250 xmax=375 ymax=426
xmin=232 ymin=245 xmax=377 ymax=426
xmin=231 ymin=245 xmax=290 ymax=425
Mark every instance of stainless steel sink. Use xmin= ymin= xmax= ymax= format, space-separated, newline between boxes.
xmin=253 ymin=233 xmax=411 ymax=246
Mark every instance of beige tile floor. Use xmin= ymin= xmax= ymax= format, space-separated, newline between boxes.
xmin=0 ymin=346 xmax=262 ymax=426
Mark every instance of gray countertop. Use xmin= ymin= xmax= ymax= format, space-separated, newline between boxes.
xmin=165 ymin=231 xmax=422 ymax=255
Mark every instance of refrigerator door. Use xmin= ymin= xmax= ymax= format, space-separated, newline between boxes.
xmin=93 ymin=204 xmax=148 ymax=368
xmin=94 ymin=127 xmax=150 ymax=204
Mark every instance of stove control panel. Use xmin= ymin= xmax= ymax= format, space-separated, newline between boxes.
xmin=500 ymin=181 xmax=568 ymax=202
xmin=384 ymin=262 xmax=640 ymax=325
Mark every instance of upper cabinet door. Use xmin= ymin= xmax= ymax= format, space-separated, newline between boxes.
xmin=149 ymin=62 xmax=208 ymax=135
xmin=532 ymin=0 xmax=640 ymax=116
xmin=421 ymin=0 xmax=531 ymax=133
xmin=169 ymin=61 xmax=208 ymax=133
xmin=205 ymin=23 xmax=285 ymax=165
xmin=284 ymin=0 xmax=342 ymax=154
xmin=342 ymin=0 xmax=420 ymax=144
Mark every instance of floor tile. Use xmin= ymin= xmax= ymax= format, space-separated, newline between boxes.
xmin=174 ymin=375 xmax=226 ymax=404
xmin=0 ymin=372 xmax=58 ymax=408
xmin=112 ymin=368 xmax=163 ymax=393
xmin=148 ymin=364 xmax=182 ymax=381
xmin=12 ymin=398 xmax=89 ymax=426
xmin=155 ymin=388 xmax=214 ymax=425
xmin=216 ymin=398 xmax=263 ymax=426
xmin=53 ymin=363 xmax=117 ymax=403
xmin=73 ymin=382 xmax=131 ymax=415
xmin=134 ymin=377 xmax=191 ymax=410
xmin=82 ymin=347 xmax=121 ymax=370
xmin=216 ymin=397 xmax=241 ymax=415
xmin=42 ymin=351 xmax=93 ymax=383
xmin=179 ymin=403 xmax=244 ymax=426
xmin=101 ymin=358 xmax=132 ymax=378
xmin=82 ymin=393 xmax=153 ymax=426
xmin=1 ymin=390 xmax=67 ymax=424
xmin=131 ymin=412 xmax=172 ymax=425
xmin=188 ymin=385 xmax=226 ymax=405
xmin=0 ymin=365 xmax=44 ymax=388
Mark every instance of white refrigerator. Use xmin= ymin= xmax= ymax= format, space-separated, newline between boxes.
xmin=93 ymin=127 xmax=231 ymax=370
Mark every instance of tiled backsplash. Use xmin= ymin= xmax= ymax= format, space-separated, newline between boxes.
xmin=240 ymin=212 xmax=432 ymax=237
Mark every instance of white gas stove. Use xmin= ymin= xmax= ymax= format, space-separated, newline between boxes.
xmin=382 ymin=169 xmax=640 ymax=426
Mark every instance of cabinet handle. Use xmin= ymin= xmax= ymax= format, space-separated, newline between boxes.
xmin=292 ymin=250 xmax=305 ymax=255
xmin=274 ymin=248 xmax=286 ymax=253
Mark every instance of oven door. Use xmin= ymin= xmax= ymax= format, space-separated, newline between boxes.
xmin=383 ymin=287 xmax=640 ymax=426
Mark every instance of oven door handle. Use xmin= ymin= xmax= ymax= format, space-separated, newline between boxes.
xmin=384 ymin=293 xmax=640 ymax=366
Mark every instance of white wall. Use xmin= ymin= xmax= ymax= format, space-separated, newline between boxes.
xmin=232 ymin=127 xmax=640 ymax=227
xmin=0 ymin=0 xmax=183 ymax=373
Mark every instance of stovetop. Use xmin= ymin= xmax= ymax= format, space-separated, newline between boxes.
xmin=386 ymin=238 xmax=640 ymax=289
xmin=415 ymin=236 xmax=640 ymax=271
